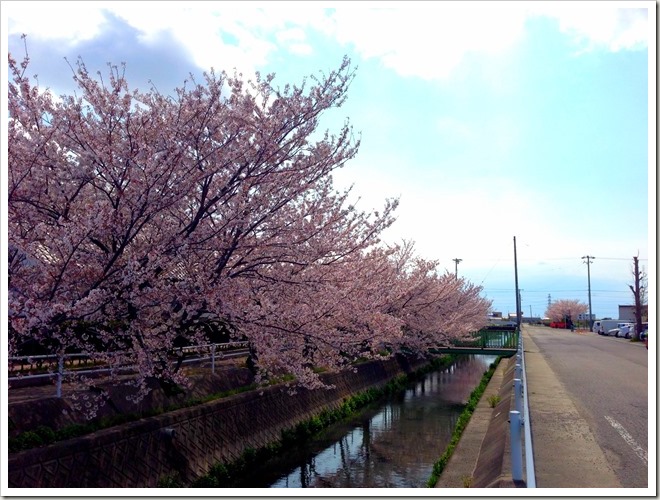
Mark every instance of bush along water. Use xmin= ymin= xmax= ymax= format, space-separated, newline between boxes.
xmin=159 ymin=354 xmax=458 ymax=488
xmin=426 ymin=357 xmax=501 ymax=488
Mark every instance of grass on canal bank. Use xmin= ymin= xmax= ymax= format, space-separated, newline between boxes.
xmin=158 ymin=354 xmax=458 ymax=488
xmin=426 ymin=357 xmax=501 ymax=488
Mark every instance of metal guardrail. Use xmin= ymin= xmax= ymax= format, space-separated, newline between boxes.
xmin=510 ymin=329 xmax=536 ymax=487
xmin=8 ymin=341 xmax=250 ymax=398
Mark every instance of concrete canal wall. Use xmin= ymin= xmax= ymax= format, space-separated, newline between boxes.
xmin=8 ymin=355 xmax=426 ymax=488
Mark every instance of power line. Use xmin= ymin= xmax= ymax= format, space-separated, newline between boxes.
xmin=510 ymin=256 xmax=647 ymax=262
xmin=597 ymin=257 xmax=648 ymax=261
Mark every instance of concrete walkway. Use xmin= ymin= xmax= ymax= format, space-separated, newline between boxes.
xmin=436 ymin=325 xmax=622 ymax=489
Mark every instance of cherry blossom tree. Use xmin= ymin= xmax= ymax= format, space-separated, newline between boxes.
xmin=8 ymin=43 xmax=491 ymax=407
xmin=8 ymin=47 xmax=397 ymax=392
xmin=376 ymin=241 xmax=490 ymax=353
xmin=545 ymin=299 xmax=587 ymax=323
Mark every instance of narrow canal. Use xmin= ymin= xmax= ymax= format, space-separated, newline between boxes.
xmin=241 ymin=354 xmax=497 ymax=488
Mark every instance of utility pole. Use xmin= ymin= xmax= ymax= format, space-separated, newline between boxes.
xmin=582 ymin=256 xmax=595 ymax=330
xmin=547 ymin=294 xmax=551 ymax=309
xmin=453 ymin=258 xmax=462 ymax=278
xmin=629 ymin=256 xmax=643 ymax=341
xmin=514 ymin=237 xmax=521 ymax=331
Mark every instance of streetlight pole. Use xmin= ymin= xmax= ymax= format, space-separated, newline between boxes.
xmin=514 ymin=237 xmax=521 ymax=331
xmin=582 ymin=255 xmax=595 ymax=330
xmin=453 ymin=258 xmax=462 ymax=278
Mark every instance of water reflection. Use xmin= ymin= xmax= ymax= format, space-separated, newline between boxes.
xmin=250 ymin=355 xmax=496 ymax=488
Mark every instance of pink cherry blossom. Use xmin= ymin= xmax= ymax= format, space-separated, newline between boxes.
xmin=8 ymin=47 xmax=491 ymax=412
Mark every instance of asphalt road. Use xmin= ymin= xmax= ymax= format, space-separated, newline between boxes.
xmin=526 ymin=325 xmax=649 ymax=488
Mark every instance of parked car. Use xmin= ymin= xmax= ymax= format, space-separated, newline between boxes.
xmin=617 ymin=324 xmax=632 ymax=339
xmin=606 ymin=323 xmax=633 ymax=337
xmin=616 ymin=323 xmax=647 ymax=340
xmin=596 ymin=319 xmax=625 ymax=335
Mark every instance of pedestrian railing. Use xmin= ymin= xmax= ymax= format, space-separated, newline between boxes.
xmin=509 ymin=329 xmax=536 ymax=487
xmin=450 ymin=329 xmax=519 ymax=349
xmin=8 ymin=341 xmax=250 ymax=398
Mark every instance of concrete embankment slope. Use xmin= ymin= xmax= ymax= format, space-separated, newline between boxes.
xmin=437 ymin=327 xmax=622 ymax=489
xmin=435 ymin=355 xmax=516 ymax=488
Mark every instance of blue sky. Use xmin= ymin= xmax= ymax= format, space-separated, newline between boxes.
xmin=3 ymin=1 xmax=655 ymax=319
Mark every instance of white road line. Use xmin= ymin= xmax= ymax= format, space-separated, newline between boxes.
xmin=605 ymin=415 xmax=648 ymax=466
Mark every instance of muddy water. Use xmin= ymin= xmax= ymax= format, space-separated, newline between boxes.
xmin=244 ymin=354 xmax=497 ymax=488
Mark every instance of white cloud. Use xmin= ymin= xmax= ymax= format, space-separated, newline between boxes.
xmin=276 ymin=27 xmax=306 ymax=44
xmin=95 ymin=4 xmax=278 ymax=76
xmin=5 ymin=2 xmax=324 ymax=78
xmin=328 ymin=4 xmax=528 ymax=81
xmin=529 ymin=4 xmax=649 ymax=53
xmin=6 ymin=1 xmax=108 ymax=42
xmin=6 ymin=2 xmax=649 ymax=84
xmin=6 ymin=2 xmax=529 ymax=81
xmin=275 ymin=27 xmax=313 ymax=55
xmin=325 ymin=3 xmax=649 ymax=81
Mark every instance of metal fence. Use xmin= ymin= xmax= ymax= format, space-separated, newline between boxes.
xmin=8 ymin=341 xmax=250 ymax=398
xmin=510 ymin=330 xmax=536 ymax=487
xmin=451 ymin=329 xmax=519 ymax=349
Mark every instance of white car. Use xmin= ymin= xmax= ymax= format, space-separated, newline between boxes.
xmin=617 ymin=324 xmax=633 ymax=339
xmin=627 ymin=324 xmax=649 ymax=340
xmin=607 ymin=323 xmax=634 ymax=338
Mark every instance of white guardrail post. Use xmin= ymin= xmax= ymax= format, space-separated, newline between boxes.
xmin=514 ymin=378 xmax=523 ymax=415
xmin=509 ymin=410 xmax=523 ymax=481
xmin=513 ymin=328 xmax=537 ymax=488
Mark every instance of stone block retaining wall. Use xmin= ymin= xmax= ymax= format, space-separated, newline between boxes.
xmin=8 ymin=355 xmax=425 ymax=488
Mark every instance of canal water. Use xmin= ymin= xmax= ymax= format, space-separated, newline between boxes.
xmin=242 ymin=354 xmax=497 ymax=488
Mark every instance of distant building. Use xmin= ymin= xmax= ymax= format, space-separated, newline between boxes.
xmin=619 ymin=305 xmax=648 ymax=322
xmin=577 ymin=313 xmax=595 ymax=321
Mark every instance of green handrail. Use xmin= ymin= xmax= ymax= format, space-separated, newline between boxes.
xmin=450 ymin=329 xmax=518 ymax=349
